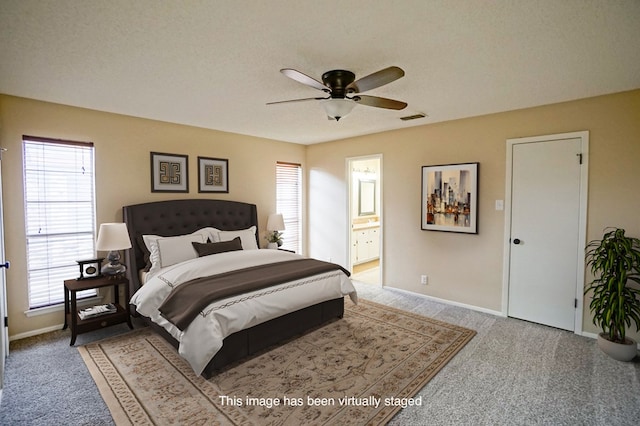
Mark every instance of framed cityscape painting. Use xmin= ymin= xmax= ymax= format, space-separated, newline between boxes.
xmin=198 ymin=156 xmax=229 ymax=193
xmin=421 ymin=162 xmax=478 ymax=233
xmin=150 ymin=152 xmax=189 ymax=193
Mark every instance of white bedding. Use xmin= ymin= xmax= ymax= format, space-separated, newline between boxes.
xmin=130 ymin=249 xmax=357 ymax=375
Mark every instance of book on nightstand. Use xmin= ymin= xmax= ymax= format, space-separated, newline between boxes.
xmin=78 ymin=303 xmax=117 ymax=320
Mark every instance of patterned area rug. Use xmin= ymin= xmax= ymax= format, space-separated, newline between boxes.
xmin=78 ymin=299 xmax=475 ymax=425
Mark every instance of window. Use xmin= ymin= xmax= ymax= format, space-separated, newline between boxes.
xmin=276 ymin=162 xmax=302 ymax=253
xmin=23 ymin=137 xmax=96 ymax=309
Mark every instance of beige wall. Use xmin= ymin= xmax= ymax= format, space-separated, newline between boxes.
xmin=306 ymin=89 xmax=640 ymax=340
xmin=2 ymin=90 xmax=639 ymax=340
xmin=0 ymin=95 xmax=305 ymax=338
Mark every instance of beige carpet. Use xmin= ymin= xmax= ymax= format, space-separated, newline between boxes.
xmin=78 ymin=299 xmax=476 ymax=425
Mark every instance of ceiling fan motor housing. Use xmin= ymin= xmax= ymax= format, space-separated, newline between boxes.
xmin=322 ymin=70 xmax=356 ymax=98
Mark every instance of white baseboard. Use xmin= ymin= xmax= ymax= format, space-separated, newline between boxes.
xmin=10 ymin=323 xmax=65 ymax=342
xmin=382 ymin=285 xmax=506 ymax=318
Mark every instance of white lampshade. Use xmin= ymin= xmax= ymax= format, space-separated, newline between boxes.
xmin=267 ymin=213 xmax=285 ymax=231
xmin=322 ymin=99 xmax=356 ymax=121
xmin=96 ymin=223 xmax=132 ymax=251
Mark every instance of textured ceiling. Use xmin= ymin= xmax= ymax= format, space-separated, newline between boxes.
xmin=1 ymin=0 xmax=639 ymax=144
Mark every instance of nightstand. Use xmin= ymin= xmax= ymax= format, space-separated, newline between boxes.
xmin=63 ymin=275 xmax=133 ymax=345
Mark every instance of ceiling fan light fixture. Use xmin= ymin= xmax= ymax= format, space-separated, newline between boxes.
xmin=321 ymin=99 xmax=356 ymax=121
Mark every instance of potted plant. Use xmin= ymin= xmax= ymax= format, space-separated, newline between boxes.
xmin=585 ymin=227 xmax=640 ymax=361
xmin=265 ymin=230 xmax=283 ymax=249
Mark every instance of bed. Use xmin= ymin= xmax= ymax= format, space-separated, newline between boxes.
xmin=123 ymin=199 xmax=356 ymax=378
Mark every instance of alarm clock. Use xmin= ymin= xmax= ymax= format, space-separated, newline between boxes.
xmin=77 ymin=258 xmax=104 ymax=280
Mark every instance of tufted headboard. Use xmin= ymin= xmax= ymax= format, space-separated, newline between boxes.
xmin=122 ymin=199 xmax=259 ymax=294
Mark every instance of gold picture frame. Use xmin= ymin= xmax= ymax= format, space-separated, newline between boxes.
xmin=198 ymin=156 xmax=229 ymax=193
xmin=150 ymin=152 xmax=189 ymax=193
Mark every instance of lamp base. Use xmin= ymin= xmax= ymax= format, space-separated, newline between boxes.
xmin=101 ymin=262 xmax=126 ymax=276
xmin=101 ymin=250 xmax=126 ymax=276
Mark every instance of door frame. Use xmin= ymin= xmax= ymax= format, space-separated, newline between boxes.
xmin=0 ymin=148 xmax=7 ymax=395
xmin=501 ymin=131 xmax=589 ymax=334
xmin=347 ymin=154 xmax=383 ymax=286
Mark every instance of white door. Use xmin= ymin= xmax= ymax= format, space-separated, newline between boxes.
xmin=506 ymin=134 xmax=587 ymax=331
xmin=0 ymin=148 xmax=8 ymax=391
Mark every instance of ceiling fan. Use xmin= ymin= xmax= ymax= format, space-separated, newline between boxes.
xmin=267 ymin=66 xmax=407 ymax=121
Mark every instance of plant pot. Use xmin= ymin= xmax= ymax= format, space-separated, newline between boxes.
xmin=267 ymin=242 xmax=278 ymax=249
xmin=597 ymin=333 xmax=638 ymax=362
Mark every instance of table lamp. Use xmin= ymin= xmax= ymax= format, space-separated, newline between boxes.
xmin=95 ymin=222 xmax=132 ymax=275
xmin=266 ymin=213 xmax=285 ymax=249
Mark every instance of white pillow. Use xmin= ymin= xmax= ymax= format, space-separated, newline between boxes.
xmin=143 ymin=229 xmax=209 ymax=275
xmin=202 ymin=227 xmax=222 ymax=243
xmin=156 ymin=234 xmax=206 ymax=266
xmin=216 ymin=226 xmax=258 ymax=250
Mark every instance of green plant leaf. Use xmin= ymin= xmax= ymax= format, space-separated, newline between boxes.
xmin=584 ymin=227 xmax=640 ymax=343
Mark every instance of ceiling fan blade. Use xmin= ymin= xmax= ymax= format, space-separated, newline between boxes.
xmin=346 ymin=66 xmax=405 ymax=93
xmin=353 ymin=95 xmax=407 ymax=110
xmin=280 ymin=69 xmax=330 ymax=92
xmin=266 ymin=96 xmax=328 ymax=105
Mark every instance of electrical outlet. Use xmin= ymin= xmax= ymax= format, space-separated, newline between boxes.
xmin=421 ymin=275 xmax=428 ymax=285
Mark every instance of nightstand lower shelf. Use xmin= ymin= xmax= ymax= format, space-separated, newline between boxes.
xmin=65 ymin=304 xmax=130 ymax=343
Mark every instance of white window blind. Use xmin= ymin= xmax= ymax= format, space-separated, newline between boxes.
xmin=23 ymin=137 xmax=97 ymax=308
xmin=276 ymin=162 xmax=302 ymax=254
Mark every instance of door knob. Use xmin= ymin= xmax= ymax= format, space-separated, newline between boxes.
xmin=1 ymin=261 xmax=9 ymax=269
xmin=513 ymin=239 xmax=521 ymax=245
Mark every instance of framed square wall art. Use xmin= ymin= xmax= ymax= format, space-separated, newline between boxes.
xmin=150 ymin=152 xmax=189 ymax=193
xmin=198 ymin=156 xmax=229 ymax=193
xmin=421 ymin=162 xmax=478 ymax=233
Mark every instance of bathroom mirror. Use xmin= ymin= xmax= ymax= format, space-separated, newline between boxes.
xmin=358 ymin=179 xmax=376 ymax=216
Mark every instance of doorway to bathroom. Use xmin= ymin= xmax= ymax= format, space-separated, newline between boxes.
xmin=348 ymin=155 xmax=382 ymax=286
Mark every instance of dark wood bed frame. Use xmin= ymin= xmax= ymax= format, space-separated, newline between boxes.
xmin=122 ymin=199 xmax=344 ymax=378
